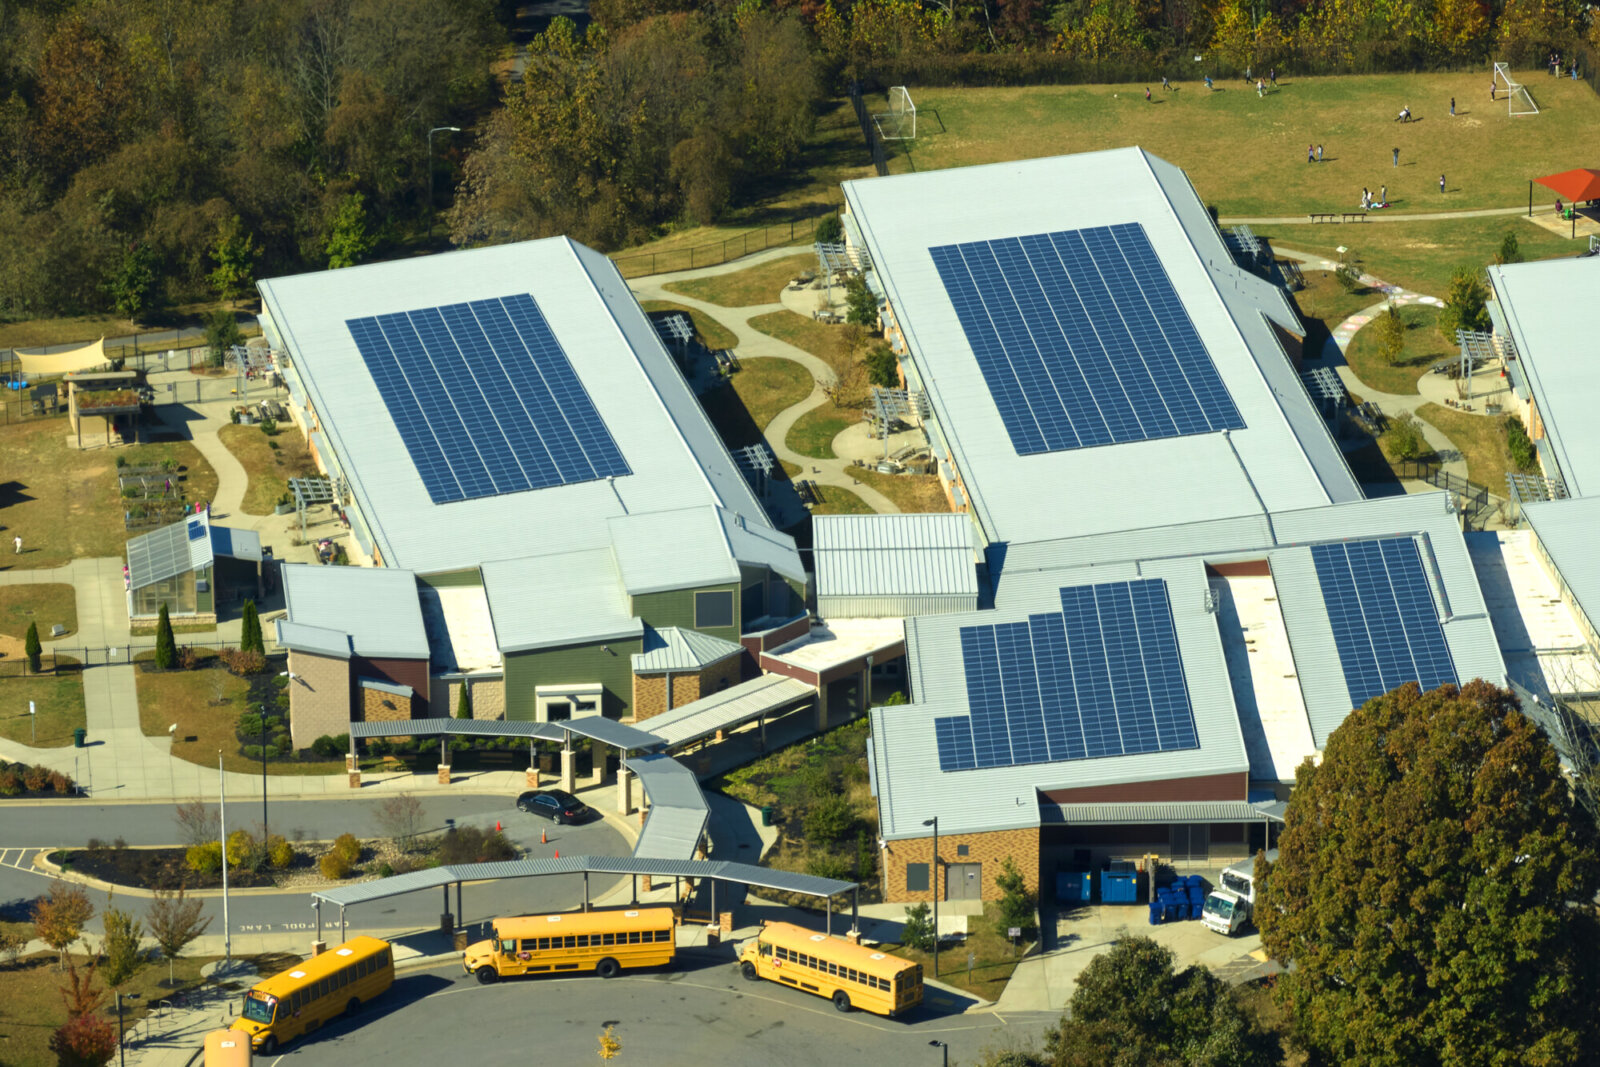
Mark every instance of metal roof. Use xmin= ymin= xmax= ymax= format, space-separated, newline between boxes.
xmin=126 ymin=513 xmax=214 ymax=590
xmin=481 ymin=549 xmax=640 ymax=653
xmin=1040 ymin=800 xmax=1276 ymax=825
xmin=1487 ymin=258 xmax=1600 ymax=496
xmin=358 ymin=677 xmax=413 ymax=698
xmin=1522 ymin=496 xmax=1600 ymax=635
xmin=418 ymin=583 xmax=501 ymax=673
xmin=814 ymin=514 xmax=978 ymax=599
xmin=281 ymin=563 xmax=431 ymax=659
xmin=632 ymin=627 xmax=744 ymax=673
xmin=717 ymin=507 xmax=807 ymax=586
xmin=608 ymin=508 xmax=740 ymax=594
xmin=347 ymin=716 xmax=662 ymax=749
xmin=840 ymin=147 xmax=1361 ymax=550
xmin=256 ymin=236 xmax=778 ymax=578
xmin=641 ymin=674 xmax=816 ymax=748
xmin=308 ymin=855 xmax=856 ymax=909
xmin=275 ymin=620 xmax=351 ymax=659
xmin=626 ymin=752 xmax=710 ymax=859
xmin=210 ymin=525 xmax=262 ymax=563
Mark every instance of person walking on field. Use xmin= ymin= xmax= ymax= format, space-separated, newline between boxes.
xmin=1393 ymin=146 xmax=1400 ymax=167
xmin=1316 ymin=144 xmax=1324 ymax=162
xmin=12 ymin=535 xmax=20 ymax=554
xmin=1145 ymin=86 xmax=1152 ymax=101
xmin=1450 ymin=96 xmax=1456 ymax=116
xmin=1439 ymin=173 xmax=1446 ymax=194
xmin=1162 ymin=76 xmax=1173 ymax=92
xmin=1490 ymin=79 xmax=1497 ymax=102
xmin=1257 ymin=79 xmax=1265 ymax=98
xmin=1308 ymin=144 xmax=1315 ymax=164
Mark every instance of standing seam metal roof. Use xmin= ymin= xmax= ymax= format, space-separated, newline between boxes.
xmin=640 ymin=674 xmax=815 ymax=747
xmin=814 ymin=514 xmax=979 ymax=598
xmin=1521 ymin=497 xmax=1600 ymax=636
xmin=280 ymin=563 xmax=430 ymax=659
xmin=631 ymin=627 xmax=745 ymax=673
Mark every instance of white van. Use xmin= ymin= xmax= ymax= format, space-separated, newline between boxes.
xmin=1200 ymin=850 xmax=1276 ymax=935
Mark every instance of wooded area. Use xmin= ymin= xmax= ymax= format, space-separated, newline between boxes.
xmin=1 ymin=0 xmax=1597 ymax=322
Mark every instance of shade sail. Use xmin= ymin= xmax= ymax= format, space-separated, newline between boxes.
xmin=1535 ymin=169 xmax=1600 ymax=202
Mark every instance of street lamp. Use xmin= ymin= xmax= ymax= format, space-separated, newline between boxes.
xmin=929 ymin=1040 xmax=948 ymax=1067
xmin=115 ymin=991 xmax=141 ymax=1067
xmin=259 ymin=704 xmax=269 ymax=844
xmin=427 ymin=126 xmax=462 ymax=211
xmin=922 ymin=816 xmax=939 ymax=978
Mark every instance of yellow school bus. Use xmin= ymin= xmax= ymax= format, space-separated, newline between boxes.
xmin=202 ymin=1029 xmax=252 ymax=1066
xmin=463 ymin=906 xmax=676 ymax=983
xmin=738 ymin=921 xmax=923 ymax=1016
xmin=232 ymin=936 xmax=394 ymax=1055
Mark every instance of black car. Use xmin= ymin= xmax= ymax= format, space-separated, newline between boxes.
xmin=516 ymin=789 xmax=591 ymax=825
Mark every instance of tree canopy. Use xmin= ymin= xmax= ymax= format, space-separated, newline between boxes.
xmin=1259 ymin=680 xmax=1600 ymax=1067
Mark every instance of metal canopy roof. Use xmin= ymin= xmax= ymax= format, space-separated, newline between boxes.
xmin=308 ymin=855 xmax=856 ymax=909
xmin=1040 ymin=800 xmax=1276 ymax=825
xmin=348 ymin=717 xmax=663 ymax=750
xmin=627 ymin=751 xmax=710 ymax=859
xmin=641 ymin=674 xmax=816 ymax=748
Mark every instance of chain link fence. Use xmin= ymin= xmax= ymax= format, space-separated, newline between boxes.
xmin=608 ymin=207 xmax=842 ymax=279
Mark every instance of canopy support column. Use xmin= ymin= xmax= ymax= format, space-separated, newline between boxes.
xmin=851 ymin=888 xmax=859 ymax=936
xmin=826 ymin=896 xmax=832 ymax=936
xmin=583 ymin=871 xmax=590 ymax=912
xmin=339 ymin=904 xmax=347 ymax=943
xmin=314 ymin=898 xmax=323 ymax=944
xmin=631 ymin=874 xmax=637 ymax=905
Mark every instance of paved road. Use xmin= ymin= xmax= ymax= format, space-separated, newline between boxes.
xmin=0 ymin=800 xmax=632 ymax=947
xmin=271 ymin=953 xmax=1058 ymax=1066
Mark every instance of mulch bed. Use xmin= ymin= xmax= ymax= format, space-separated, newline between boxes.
xmin=56 ymin=847 xmax=280 ymax=890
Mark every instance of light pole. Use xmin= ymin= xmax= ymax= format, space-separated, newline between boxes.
xmin=922 ymin=816 xmax=939 ymax=978
xmin=928 ymin=1040 xmax=948 ymax=1067
xmin=427 ymin=126 xmax=461 ymax=212
xmin=260 ymin=705 xmax=269 ymax=844
xmin=218 ymin=752 xmax=231 ymax=965
xmin=115 ymin=991 xmax=140 ymax=1067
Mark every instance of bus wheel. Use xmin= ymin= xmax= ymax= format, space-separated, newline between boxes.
xmin=259 ymin=1036 xmax=278 ymax=1055
xmin=832 ymin=990 xmax=852 ymax=1013
xmin=346 ymin=997 xmax=361 ymax=1015
xmin=476 ymin=966 xmax=499 ymax=985
xmin=741 ymin=961 xmax=759 ymax=981
xmin=596 ymin=958 xmax=620 ymax=979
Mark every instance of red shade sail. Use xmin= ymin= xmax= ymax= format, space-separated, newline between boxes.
xmin=1534 ymin=169 xmax=1600 ymax=202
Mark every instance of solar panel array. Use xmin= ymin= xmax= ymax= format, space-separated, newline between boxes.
xmin=934 ymin=578 xmax=1200 ymax=772
xmin=347 ymin=294 xmax=630 ymax=505
xmin=929 ymin=222 xmax=1245 ymax=457
xmin=1310 ymin=537 xmax=1457 ymax=707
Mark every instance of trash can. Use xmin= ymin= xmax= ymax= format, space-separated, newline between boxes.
xmin=73 ymin=728 xmax=86 ymax=748
xmin=760 ymin=805 xmax=775 ymax=827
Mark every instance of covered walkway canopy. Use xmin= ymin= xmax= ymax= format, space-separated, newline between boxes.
xmin=347 ymin=716 xmax=663 ymax=751
xmin=624 ymin=751 xmax=710 ymax=860
xmin=1536 ymin=168 xmax=1600 ymax=203
xmin=306 ymin=855 xmax=863 ymax=942
xmin=641 ymin=674 xmax=815 ymax=749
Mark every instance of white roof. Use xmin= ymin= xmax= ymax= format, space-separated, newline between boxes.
xmin=1487 ymin=257 xmax=1600 ymax=496
xmin=280 ymin=563 xmax=430 ymax=659
xmin=257 ymin=237 xmax=781 ymax=579
xmin=767 ymin=618 xmax=907 ymax=674
xmin=482 ymin=549 xmax=640 ymax=653
xmin=419 ymin=583 xmax=502 ymax=673
xmin=1522 ymin=497 xmax=1600 ymax=646
xmin=814 ymin=514 xmax=978 ymax=598
xmin=841 ymin=147 xmax=1361 ymax=549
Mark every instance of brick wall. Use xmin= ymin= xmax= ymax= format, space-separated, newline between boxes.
xmin=881 ymin=827 xmax=1040 ymax=904
xmin=632 ymin=655 xmax=742 ymax=721
xmin=288 ymin=650 xmax=352 ymax=750
xmin=432 ymin=677 xmax=507 ymax=720
xmin=361 ymin=687 xmax=410 ymax=723
xmin=633 ymin=674 xmax=668 ymax=720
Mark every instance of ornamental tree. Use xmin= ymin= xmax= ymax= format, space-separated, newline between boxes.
xmin=1259 ymin=680 xmax=1600 ymax=1066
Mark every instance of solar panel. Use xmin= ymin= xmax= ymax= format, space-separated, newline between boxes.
xmin=347 ymin=294 xmax=630 ymax=505
xmin=186 ymin=519 xmax=205 ymax=542
xmin=929 ymin=222 xmax=1245 ymax=457
xmin=934 ymin=578 xmax=1200 ymax=772
xmin=1310 ymin=537 xmax=1458 ymax=708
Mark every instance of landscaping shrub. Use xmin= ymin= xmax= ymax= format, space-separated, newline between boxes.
xmin=220 ymin=648 xmax=267 ymax=676
xmin=814 ymin=215 xmax=842 ymax=244
xmin=1505 ymin=415 xmax=1537 ymax=472
xmin=331 ymin=833 xmax=361 ymax=866
xmin=803 ymin=793 xmax=858 ymax=846
xmin=25 ymin=621 xmax=41 ymax=673
xmin=186 ymin=842 xmax=223 ymax=874
xmin=436 ymin=826 xmax=516 ymax=865
xmin=154 ymin=605 xmax=177 ymax=669
xmin=267 ymin=836 xmax=294 ymax=869
xmin=805 ymin=852 xmax=852 ymax=880
xmin=310 ymin=734 xmax=347 ymax=759
xmin=900 ymin=903 xmax=934 ymax=951
xmin=1334 ymin=262 xmax=1363 ymax=293
xmin=319 ymin=851 xmax=353 ymax=880
xmin=177 ymin=646 xmax=201 ymax=670
xmin=0 ymin=771 xmax=20 ymax=796
xmin=227 ymin=829 xmax=265 ymax=872
xmin=24 ymin=765 xmax=49 ymax=792
xmin=49 ymin=772 xmax=70 ymax=795
xmin=238 ymin=712 xmax=264 ymax=737
xmin=377 ymin=862 xmax=395 ymax=878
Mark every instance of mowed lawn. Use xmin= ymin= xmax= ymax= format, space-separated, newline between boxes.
xmin=897 ymin=72 xmax=1600 ymax=217
xmin=1343 ymin=304 xmax=1454 ymax=396
xmin=637 ymin=300 xmax=739 ymax=351
xmin=663 ymin=253 xmax=816 ymax=308
xmin=0 ymin=418 xmax=218 ymax=571
xmin=218 ymin=422 xmax=318 ymax=515
xmin=852 ymin=469 xmax=951 ymax=513
xmin=0 ymin=583 xmax=78 ymax=642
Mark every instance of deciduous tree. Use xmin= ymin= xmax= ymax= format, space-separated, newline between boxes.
xmin=147 ymin=888 xmax=211 ymax=988
xmin=993 ymin=857 xmax=1037 ymax=940
xmin=324 ymin=192 xmax=376 ymax=270
xmin=1438 ymin=266 xmax=1491 ymax=343
xmin=1384 ymin=410 xmax=1428 ymax=462
xmin=209 ymin=215 xmax=259 ymax=307
xmin=33 ymin=881 xmax=95 ymax=969
xmin=1376 ymin=304 xmax=1405 ymax=366
xmin=173 ymin=800 xmax=219 ymax=848
xmin=373 ymin=793 xmax=426 ymax=851
xmin=49 ymin=1011 xmax=117 ymax=1067
xmin=1260 ymin=681 xmax=1600 ymax=1066
xmin=101 ymin=900 xmax=145 ymax=987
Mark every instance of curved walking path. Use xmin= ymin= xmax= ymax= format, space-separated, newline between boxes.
xmin=630 ymin=252 xmax=902 ymax=514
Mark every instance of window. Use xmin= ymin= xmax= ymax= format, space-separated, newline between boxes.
xmin=828 ymin=962 xmax=838 ymax=976
xmin=577 ymin=935 xmax=590 ymax=948
xmin=602 ymin=933 xmax=615 ymax=946
xmin=847 ymin=968 xmax=857 ymax=984
xmin=655 ymin=929 xmax=671 ymax=942
xmin=694 ymin=590 xmax=734 ymax=629
xmin=956 ymin=845 xmax=970 ymax=857
xmin=317 ymin=978 xmax=329 ymax=998
xmin=628 ymin=931 xmax=641 ymax=944
xmin=357 ymin=958 xmax=369 ymax=977
xmin=563 ymin=936 xmax=575 ymax=949
xmin=906 ymin=863 xmax=930 ymax=892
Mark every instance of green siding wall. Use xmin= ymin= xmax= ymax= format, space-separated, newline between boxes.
xmin=416 ymin=569 xmax=483 ymax=589
xmin=630 ymin=583 xmax=740 ymax=643
xmin=503 ymin=636 xmax=643 ymax=721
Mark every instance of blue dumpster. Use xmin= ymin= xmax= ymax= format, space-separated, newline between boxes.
xmin=1098 ymin=861 xmax=1139 ymax=903
xmin=1056 ymin=868 xmax=1093 ymax=904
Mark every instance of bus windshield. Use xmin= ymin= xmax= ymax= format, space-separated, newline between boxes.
xmin=241 ymin=994 xmax=275 ymax=1024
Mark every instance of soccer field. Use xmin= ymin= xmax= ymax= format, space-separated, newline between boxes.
xmin=893 ymin=71 xmax=1599 ymax=217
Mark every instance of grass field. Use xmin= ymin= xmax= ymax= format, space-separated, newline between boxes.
xmin=1417 ymin=402 xmax=1518 ymax=495
xmin=0 ymin=419 xmax=219 ymax=571
xmin=897 ymin=73 xmax=1600 ymax=218
xmin=1344 ymin=305 xmax=1453 ymax=395
xmin=851 ymin=469 xmax=951 ymax=513
xmin=217 ymin=422 xmax=318 ymax=516
xmin=809 ymin=484 xmax=875 ymax=514
xmin=788 ymin=403 xmax=856 ymax=459
xmin=728 ymin=359 xmax=815 ymax=432
xmin=0 ymin=671 xmax=85 ymax=746
xmin=748 ymin=310 xmax=858 ymax=378
xmin=1261 ymin=216 xmax=1582 ymax=295
xmin=662 ymin=254 xmax=816 ymax=308
xmin=0 ymin=584 xmax=77 ymax=642
xmin=637 ymin=300 xmax=739 ymax=351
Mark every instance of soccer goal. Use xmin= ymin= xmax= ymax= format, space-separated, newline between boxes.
xmin=873 ymin=86 xmax=917 ymax=141
xmin=1494 ymin=62 xmax=1540 ymax=117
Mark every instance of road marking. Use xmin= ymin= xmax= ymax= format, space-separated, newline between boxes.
xmin=0 ymin=848 xmax=51 ymax=877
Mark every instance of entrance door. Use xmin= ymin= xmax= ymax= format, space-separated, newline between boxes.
xmin=946 ymin=863 xmax=982 ymax=901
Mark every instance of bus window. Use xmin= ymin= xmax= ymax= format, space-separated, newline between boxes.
xmin=628 ymin=932 xmax=640 ymax=944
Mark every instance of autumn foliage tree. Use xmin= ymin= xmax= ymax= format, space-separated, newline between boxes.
xmin=1260 ymin=681 xmax=1600 ymax=1066
xmin=33 ymin=881 xmax=95 ymax=969
xmin=148 ymin=887 xmax=211 ymax=988
xmin=51 ymin=960 xmax=116 ymax=1067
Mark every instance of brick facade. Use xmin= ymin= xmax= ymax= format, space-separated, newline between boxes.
xmin=631 ymin=655 xmax=743 ymax=722
xmin=287 ymin=649 xmax=353 ymax=750
xmin=360 ymin=686 xmax=411 ymax=723
xmin=881 ymin=827 xmax=1041 ymax=904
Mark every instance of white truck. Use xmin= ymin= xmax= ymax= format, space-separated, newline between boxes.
xmin=1201 ymin=850 xmax=1276 ymax=935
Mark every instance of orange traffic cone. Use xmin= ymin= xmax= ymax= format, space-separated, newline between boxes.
xmin=495 ymin=820 xmax=502 ymax=833
xmin=554 ymin=850 xmax=560 ymax=859
xmin=541 ymin=828 xmax=548 ymax=845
